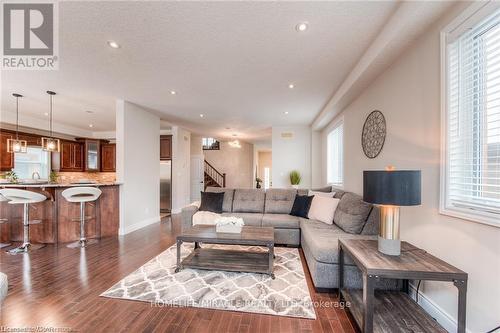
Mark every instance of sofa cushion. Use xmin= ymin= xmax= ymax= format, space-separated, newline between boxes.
xmin=262 ymin=213 xmax=299 ymax=229
xmin=206 ymin=187 xmax=234 ymax=212
xmin=199 ymin=191 xmax=224 ymax=213
xmin=264 ymin=189 xmax=297 ymax=214
xmin=232 ymin=189 xmax=265 ymax=213
xmin=308 ymin=190 xmax=335 ymax=198
xmin=334 ymin=192 xmax=373 ymax=234
xmin=300 ymin=218 xmax=375 ymax=265
xmin=298 ymin=186 xmax=332 ymax=196
xmin=221 ymin=212 xmax=263 ymax=226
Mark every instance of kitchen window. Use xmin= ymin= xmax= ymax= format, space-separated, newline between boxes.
xmin=327 ymin=120 xmax=344 ymax=187
xmin=14 ymin=147 xmax=50 ymax=180
xmin=441 ymin=4 xmax=500 ymax=227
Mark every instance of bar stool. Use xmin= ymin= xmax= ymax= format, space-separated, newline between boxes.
xmin=0 ymin=194 xmax=11 ymax=249
xmin=0 ymin=189 xmax=47 ymax=254
xmin=62 ymin=187 xmax=102 ymax=248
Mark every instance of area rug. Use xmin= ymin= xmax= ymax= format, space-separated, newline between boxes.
xmin=101 ymin=243 xmax=316 ymax=319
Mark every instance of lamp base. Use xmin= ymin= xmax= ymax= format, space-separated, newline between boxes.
xmin=378 ymin=236 xmax=401 ymax=256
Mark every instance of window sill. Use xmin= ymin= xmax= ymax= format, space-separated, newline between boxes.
xmin=439 ymin=207 xmax=500 ymax=229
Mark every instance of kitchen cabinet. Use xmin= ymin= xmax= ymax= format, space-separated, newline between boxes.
xmin=100 ymin=143 xmax=116 ymax=172
xmin=0 ymin=132 xmax=14 ymax=171
xmin=60 ymin=141 xmax=84 ymax=171
xmin=78 ymin=139 xmax=100 ymax=172
xmin=160 ymin=135 xmax=172 ymax=160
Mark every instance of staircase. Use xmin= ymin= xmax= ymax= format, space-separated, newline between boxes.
xmin=204 ymin=160 xmax=226 ymax=189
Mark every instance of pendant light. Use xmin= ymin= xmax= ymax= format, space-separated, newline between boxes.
xmin=7 ymin=93 xmax=27 ymax=153
xmin=42 ymin=90 xmax=60 ymax=152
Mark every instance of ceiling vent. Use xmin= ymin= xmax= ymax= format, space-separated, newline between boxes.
xmin=281 ymin=132 xmax=294 ymax=139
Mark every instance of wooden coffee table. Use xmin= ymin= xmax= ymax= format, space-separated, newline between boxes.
xmin=175 ymin=225 xmax=275 ymax=279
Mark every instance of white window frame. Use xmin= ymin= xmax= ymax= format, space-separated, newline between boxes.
xmin=440 ymin=1 xmax=500 ymax=228
xmin=326 ymin=118 xmax=344 ymax=187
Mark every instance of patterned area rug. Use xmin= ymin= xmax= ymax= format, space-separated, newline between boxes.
xmin=101 ymin=243 xmax=316 ymax=319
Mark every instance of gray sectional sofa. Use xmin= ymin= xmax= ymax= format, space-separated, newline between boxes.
xmin=181 ymin=186 xmax=396 ymax=290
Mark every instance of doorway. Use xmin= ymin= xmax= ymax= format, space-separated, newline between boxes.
xmin=257 ymin=150 xmax=272 ymax=189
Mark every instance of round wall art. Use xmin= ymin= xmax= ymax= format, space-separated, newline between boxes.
xmin=361 ymin=110 xmax=386 ymax=159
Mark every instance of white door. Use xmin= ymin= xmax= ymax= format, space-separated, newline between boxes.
xmin=190 ymin=154 xmax=204 ymax=202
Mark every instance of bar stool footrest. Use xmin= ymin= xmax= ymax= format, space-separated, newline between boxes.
xmin=7 ymin=243 xmax=45 ymax=254
xmin=67 ymin=238 xmax=98 ymax=248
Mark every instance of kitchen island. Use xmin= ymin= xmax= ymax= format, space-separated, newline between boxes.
xmin=0 ymin=183 xmax=120 ymax=245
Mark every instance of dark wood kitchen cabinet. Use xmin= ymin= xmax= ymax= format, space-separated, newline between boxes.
xmin=160 ymin=135 xmax=172 ymax=160
xmin=0 ymin=131 xmax=14 ymax=171
xmin=100 ymin=143 xmax=116 ymax=172
xmin=60 ymin=141 xmax=84 ymax=171
xmin=77 ymin=139 xmax=100 ymax=172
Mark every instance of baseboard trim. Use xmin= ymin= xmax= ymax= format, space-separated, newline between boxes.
xmin=408 ymin=283 xmax=470 ymax=333
xmin=119 ymin=216 xmax=161 ymax=235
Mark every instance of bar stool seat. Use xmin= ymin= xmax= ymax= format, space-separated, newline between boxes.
xmin=0 ymin=194 xmax=11 ymax=249
xmin=0 ymin=189 xmax=47 ymax=254
xmin=62 ymin=187 xmax=102 ymax=248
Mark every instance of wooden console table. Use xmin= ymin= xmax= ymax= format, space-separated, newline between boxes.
xmin=338 ymin=239 xmax=467 ymax=333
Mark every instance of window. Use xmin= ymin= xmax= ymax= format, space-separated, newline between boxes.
xmin=14 ymin=147 xmax=50 ymax=180
xmin=442 ymin=5 xmax=500 ymax=226
xmin=202 ymin=137 xmax=220 ymax=150
xmin=327 ymin=121 xmax=343 ymax=186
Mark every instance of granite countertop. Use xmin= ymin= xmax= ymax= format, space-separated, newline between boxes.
xmin=0 ymin=182 xmax=122 ymax=188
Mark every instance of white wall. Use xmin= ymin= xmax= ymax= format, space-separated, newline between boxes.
xmin=272 ymin=126 xmax=311 ymax=189
xmin=311 ymin=130 xmax=323 ymax=188
xmin=319 ymin=4 xmax=500 ymax=332
xmin=171 ymin=126 xmax=191 ymax=213
xmin=116 ymin=100 xmax=160 ymax=235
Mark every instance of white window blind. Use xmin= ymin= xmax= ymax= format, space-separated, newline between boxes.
xmin=327 ymin=122 xmax=343 ymax=186
xmin=445 ymin=8 xmax=500 ymax=220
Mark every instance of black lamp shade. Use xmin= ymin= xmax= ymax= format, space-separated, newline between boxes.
xmin=363 ymin=170 xmax=421 ymax=206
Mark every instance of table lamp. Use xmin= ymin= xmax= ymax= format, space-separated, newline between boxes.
xmin=363 ymin=169 xmax=421 ymax=256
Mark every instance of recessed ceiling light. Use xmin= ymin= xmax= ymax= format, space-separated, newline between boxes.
xmin=284 ymin=111 xmax=289 ymax=115
xmin=170 ymin=90 xmax=176 ymax=95
xmin=200 ymin=114 xmax=204 ymax=118
xmin=44 ymin=112 xmax=49 ymax=116
xmin=107 ymin=40 xmax=120 ymax=49
xmin=296 ymin=22 xmax=308 ymax=32
xmin=89 ymin=124 xmax=94 ymax=128
xmin=288 ymin=84 xmax=295 ymax=89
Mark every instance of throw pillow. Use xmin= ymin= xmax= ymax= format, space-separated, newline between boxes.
xmin=334 ymin=192 xmax=372 ymax=234
xmin=290 ymin=195 xmax=314 ymax=218
xmin=308 ymin=196 xmax=340 ymax=224
xmin=192 ymin=211 xmax=221 ymax=225
xmin=199 ymin=191 xmax=224 ymax=213
xmin=308 ymin=190 xmax=336 ymax=198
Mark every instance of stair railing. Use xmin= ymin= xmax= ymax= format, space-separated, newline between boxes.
xmin=204 ymin=160 xmax=226 ymax=188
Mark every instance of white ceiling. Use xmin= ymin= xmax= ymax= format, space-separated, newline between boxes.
xmin=0 ymin=1 xmax=450 ymax=141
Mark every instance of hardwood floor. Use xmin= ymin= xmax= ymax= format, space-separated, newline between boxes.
xmin=0 ymin=216 xmax=356 ymax=333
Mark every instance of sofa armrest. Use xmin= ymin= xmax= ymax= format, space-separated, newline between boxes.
xmin=180 ymin=204 xmax=199 ymax=230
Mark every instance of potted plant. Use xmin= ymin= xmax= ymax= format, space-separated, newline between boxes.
xmin=255 ymin=177 xmax=262 ymax=189
xmin=289 ymin=170 xmax=301 ymax=189
xmin=5 ymin=170 xmax=18 ymax=184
